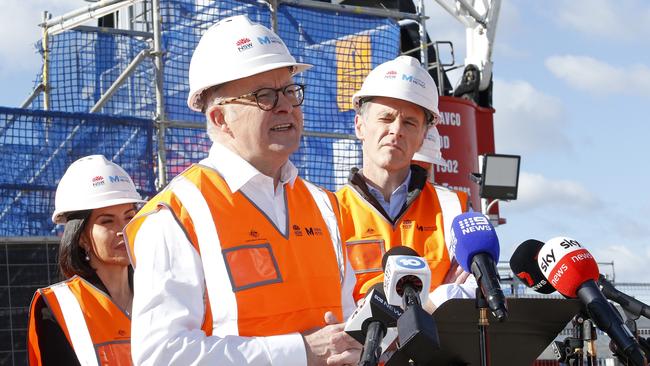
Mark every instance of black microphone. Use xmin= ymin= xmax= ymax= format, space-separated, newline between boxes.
xmin=344 ymin=283 xmax=403 ymax=366
xmin=509 ymin=239 xmax=556 ymax=294
xmin=599 ymin=274 xmax=650 ymax=320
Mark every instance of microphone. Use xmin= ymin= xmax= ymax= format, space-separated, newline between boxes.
xmin=538 ymin=237 xmax=647 ymax=366
xmin=344 ymin=283 xmax=403 ymax=366
xmin=451 ymin=212 xmax=508 ymax=321
xmin=509 ymin=239 xmax=556 ymax=294
xmin=599 ymin=274 xmax=650 ymax=320
xmin=382 ymin=247 xmax=439 ymax=365
xmin=382 ymin=246 xmax=431 ymax=308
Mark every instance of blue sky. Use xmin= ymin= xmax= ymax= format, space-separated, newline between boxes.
xmin=2 ymin=0 xmax=649 ymax=282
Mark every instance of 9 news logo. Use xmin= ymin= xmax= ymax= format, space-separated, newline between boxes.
xmin=396 ymin=256 xmax=426 ymax=270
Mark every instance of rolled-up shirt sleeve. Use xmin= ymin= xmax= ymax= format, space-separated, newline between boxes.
xmin=130 ymin=208 xmax=307 ymax=365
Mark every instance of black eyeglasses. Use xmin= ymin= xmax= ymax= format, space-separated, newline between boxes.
xmin=217 ymin=83 xmax=305 ymax=111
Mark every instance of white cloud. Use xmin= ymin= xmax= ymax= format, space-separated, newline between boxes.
xmin=593 ymin=244 xmax=650 ymax=283
xmin=493 ymin=79 xmax=571 ymax=154
xmin=0 ymin=0 xmax=83 ymax=76
xmin=545 ymin=55 xmax=650 ymax=97
xmin=510 ymin=171 xmax=602 ymax=212
xmin=555 ymin=0 xmax=650 ymax=42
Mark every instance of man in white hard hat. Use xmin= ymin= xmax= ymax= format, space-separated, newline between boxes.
xmin=125 ymin=15 xmax=360 ymax=366
xmin=336 ymin=55 xmax=471 ymax=303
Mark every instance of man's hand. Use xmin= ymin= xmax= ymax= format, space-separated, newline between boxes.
xmin=442 ymin=259 xmax=470 ymax=285
xmin=302 ymin=312 xmax=362 ymax=366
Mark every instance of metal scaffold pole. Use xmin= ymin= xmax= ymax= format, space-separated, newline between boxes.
xmin=151 ymin=0 xmax=167 ymax=190
xmin=41 ymin=11 xmax=50 ymax=111
xmin=416 ymin=0 xmax=428 ymax=68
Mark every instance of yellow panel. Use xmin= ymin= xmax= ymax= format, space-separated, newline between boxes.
xmin=335 ymin=35 xmax=371 ymax=112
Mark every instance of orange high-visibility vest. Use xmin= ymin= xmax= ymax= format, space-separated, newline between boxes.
xmin=124 ymin=164 xmax=345 ymax=337
xmin=337 ymin=182 xmax=467 ymax=300
xmin=27 ymin=276 xmax=132 ymax=366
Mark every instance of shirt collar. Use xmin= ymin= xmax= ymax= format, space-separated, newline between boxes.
xmin=365 ymin=169 xmax=412 ymax=204
xmin=200 ymin=142 xmax=298 ymax=193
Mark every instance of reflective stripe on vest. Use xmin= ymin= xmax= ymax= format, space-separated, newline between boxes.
xmin=433 ymin=186 xmax=463 ymax=255
xmin=303 ymin=180 xmax=345 ymax=283
xmin=51 ymin=283 xmax=99 ymax=366
xmin=172 ymin=175 xmax=239 ymax=336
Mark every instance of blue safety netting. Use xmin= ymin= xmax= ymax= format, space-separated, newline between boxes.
xmin=0 ymin=107 xmax=156 ymax=236
xmin=29 ymin=30 xmax=155 ymax=118
xmin=10 ymin=0 xmax=401 ymax=234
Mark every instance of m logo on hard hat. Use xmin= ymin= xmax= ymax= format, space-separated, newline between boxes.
xmin=257 ymin=35 xmax=282 ymax=45
xmin=402 ymin=74 xmax=426 ymax=88
xmin=109 ymin=175 xmax=130 ymax=184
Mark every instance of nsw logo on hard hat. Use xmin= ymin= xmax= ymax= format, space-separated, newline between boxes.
xmin=384 ymin=70 xmax=397 ymax=80
xmin=236 ymin=37 xmax=253 ymax=52
xmin=92 ymin=175 xmax=105 ymax=187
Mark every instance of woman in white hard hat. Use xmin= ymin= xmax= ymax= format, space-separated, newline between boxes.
xmin=27 ymin=155 xmax=145 ymax=366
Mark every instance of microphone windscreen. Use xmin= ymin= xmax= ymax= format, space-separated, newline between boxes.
xmin=450 ymin=212 xmax=500 ymax=272
xmin=537 ymin=237 xmax=599 ymax=297
xmin=382 ymin=246 xmax=420 ymax=270
xmin=509 ymin=239 xmax=556 ymax=294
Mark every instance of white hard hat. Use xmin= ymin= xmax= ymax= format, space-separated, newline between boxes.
xmin=52 ymin=155 xmax=145 ymax=224
xmin=352 ymin=55 xmax=440 ymax=124
xmin=412 ymin=125 xmax=445 ymax=165
xmin=187 ymin=15 xmax=312 ymax=112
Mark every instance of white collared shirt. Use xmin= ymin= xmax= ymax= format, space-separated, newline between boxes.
xmin=200 ymin=143 xmax=298 ymax=235
xmin=130 ymin=142 xmax=356 ymax=366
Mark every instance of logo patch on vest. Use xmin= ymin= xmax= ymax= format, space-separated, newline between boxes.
xmin=304 ymin=227 xmax=323 ymax=236
xmin=293 ymin=224 xmax=303 ymax=236
xmin=402 ymin=220 xmax=414 ymax=229
xmin=416 ymin=224 xmax=436 ymax=231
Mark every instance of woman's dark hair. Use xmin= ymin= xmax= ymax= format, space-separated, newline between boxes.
xmin=58 ymin=210 xmax=94 ymax=279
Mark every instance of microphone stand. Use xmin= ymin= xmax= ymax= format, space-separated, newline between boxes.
xmin=552 ymin=312 xmax=587 ymax=366
xmin=475 ymin=287 xmax=491 ymax=366
xmin=583 ymin=317 xmax=597 ymax=366
xmin=571 ymin=312 xmax=586 ymax=366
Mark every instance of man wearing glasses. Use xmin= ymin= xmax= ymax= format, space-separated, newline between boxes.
xmin=125 ymin=15 xmax=360 ymax=366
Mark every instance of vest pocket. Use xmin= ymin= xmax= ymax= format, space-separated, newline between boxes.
xmin=96 ymin=340 xmax=131 ymax=365
xmin=222 ymin=243 xmax=283 ymax=291
xmin=345 ymin=239 xmax=385 ymax=274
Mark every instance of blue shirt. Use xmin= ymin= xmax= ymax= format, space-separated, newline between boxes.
xmin=366 ymin=170 xmax=412 ymax=220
